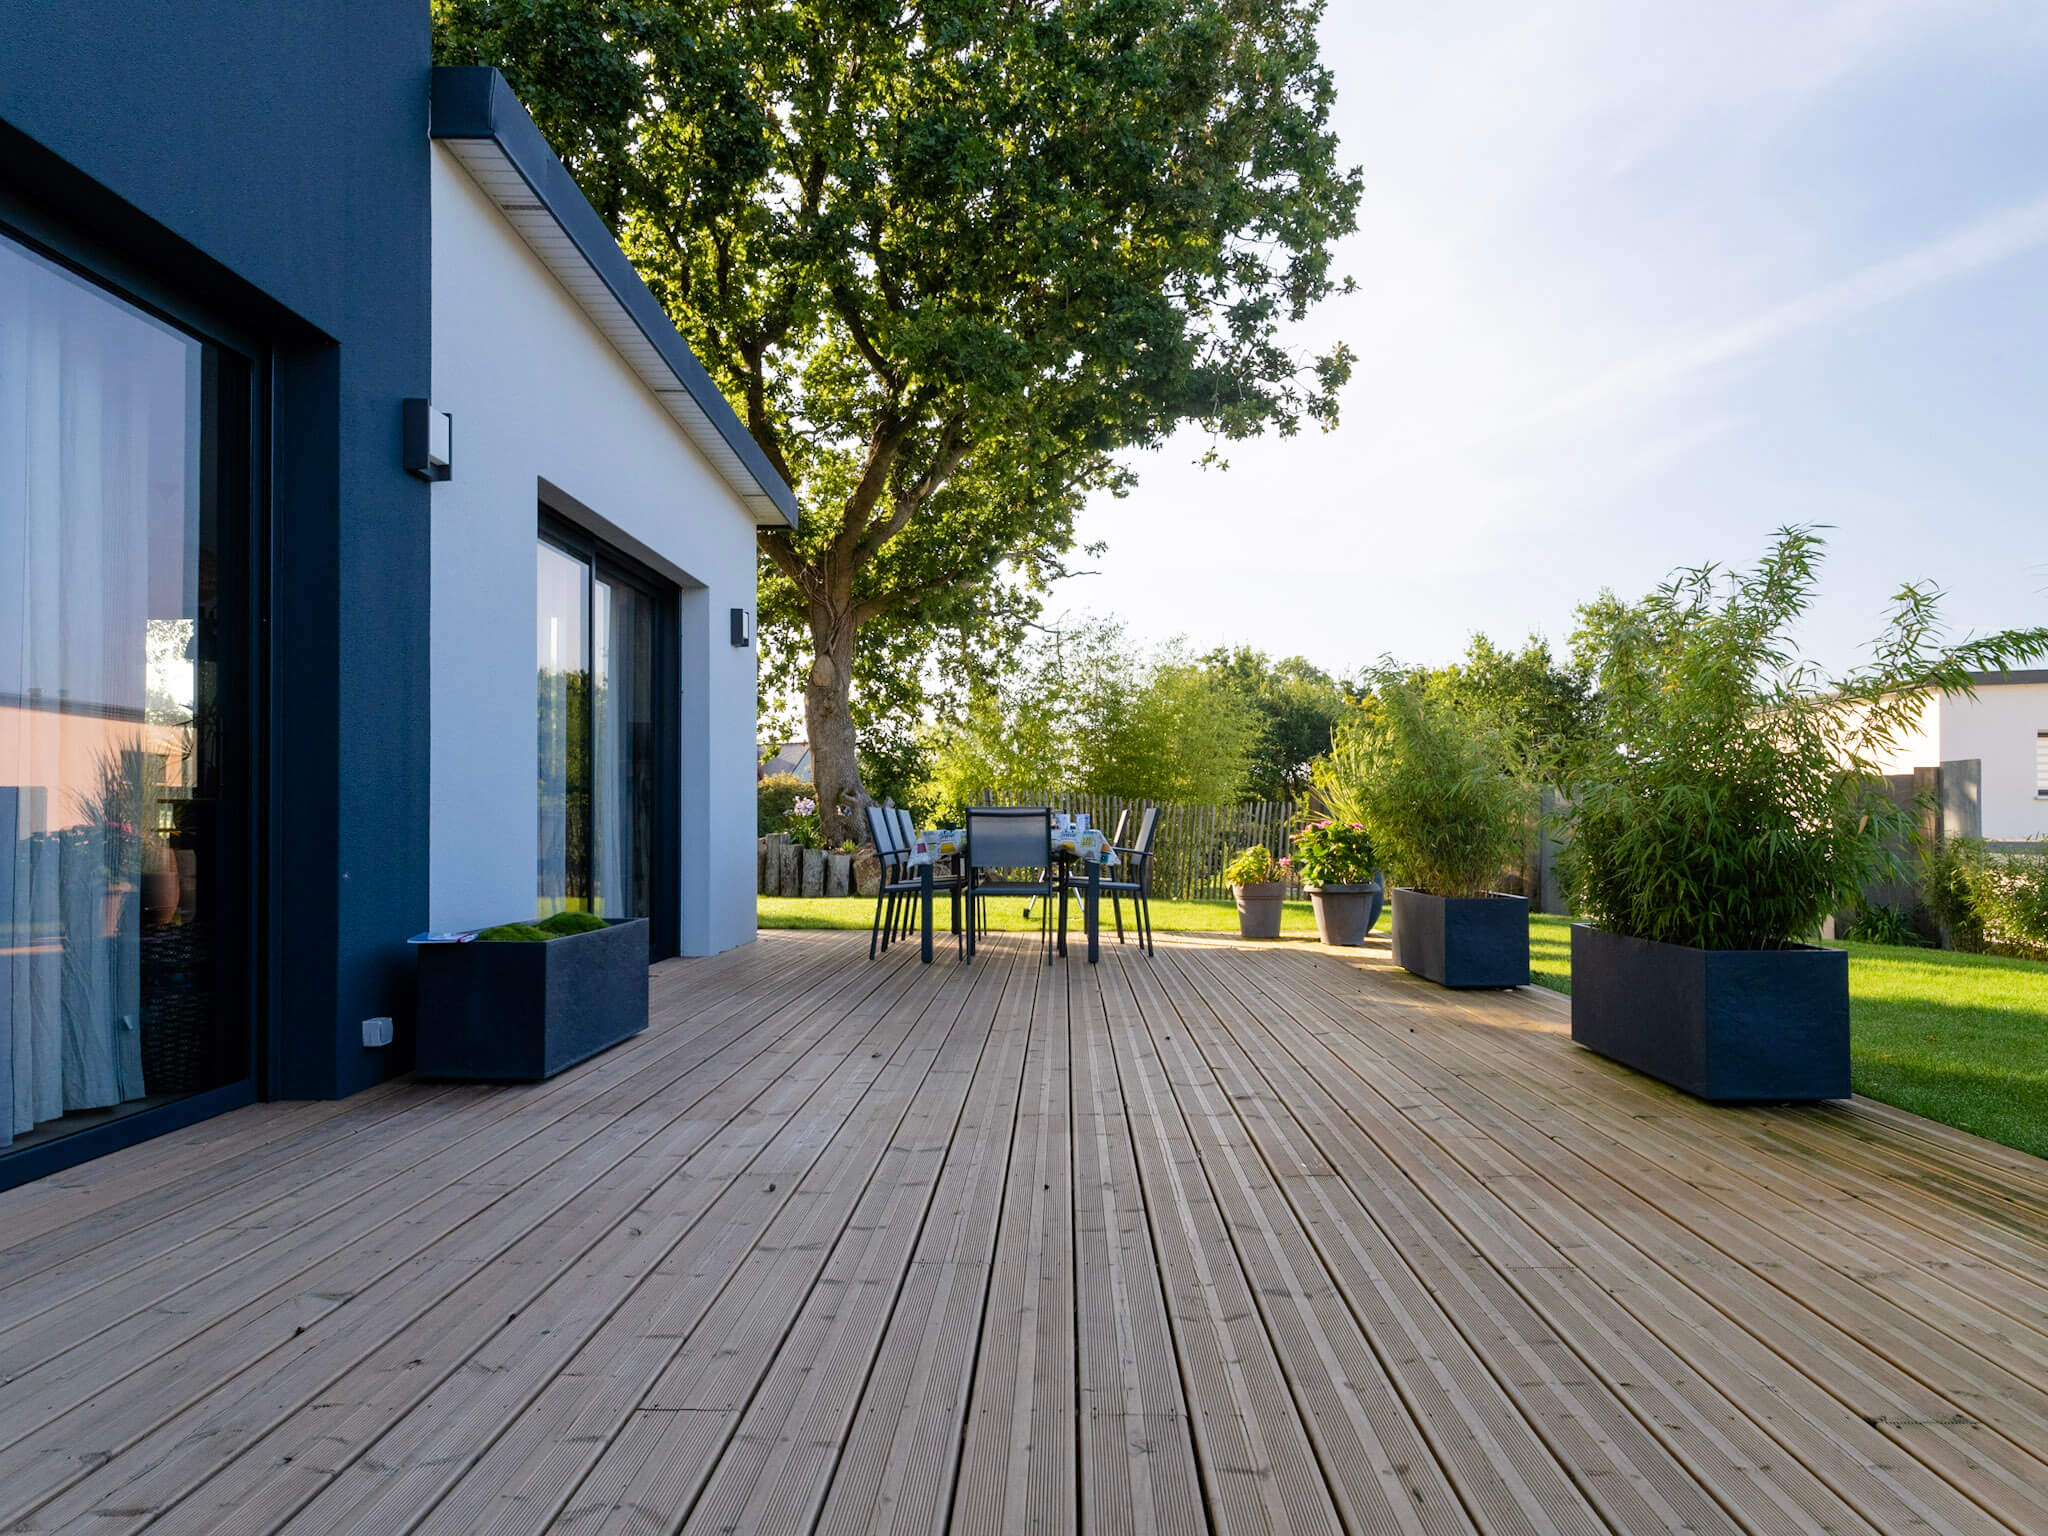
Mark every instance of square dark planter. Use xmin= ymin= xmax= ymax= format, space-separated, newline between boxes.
xmin=1569 ymin=924 xmax=1849 ymax=1102
xmin=1391 ymin=888 xmax=1529 ymax=988
xmin=416 ymin=917 xmax=650 ymax=1080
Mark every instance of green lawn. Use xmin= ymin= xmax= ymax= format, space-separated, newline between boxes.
xmin=1529 ymin=913 xmax=2048 ymax=1159
xmin=759 ymin=892 xmax=1389 ymax=938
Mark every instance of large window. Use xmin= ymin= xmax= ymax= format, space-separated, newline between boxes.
xmin=1 ymin=229 xmax=250 ymax=1155
xmin=536 ymin=519 xmax=673 ymax=949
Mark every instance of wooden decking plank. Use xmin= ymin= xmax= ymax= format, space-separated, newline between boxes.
xmin=235 ymin=945 xmax=964 ymax=1536
xmin=1186 ymin=945 xmax=1835 ymax=1536
xmin=1099 ymin=946 xmax=1343 ymax=1536
xmin=1291 ymin=970 xmax=2048 ymax=1532
xmin=11 ymin=940 xmax=914 ymax=1535
xmin=1066 ymin=954 xmax=1204 ymax=1536
xmin=1151 ymin=947 xmax=1607 ymax=1536
xmin=1131 ymin=948 xmax=1472 ymax=1536
xmin=1223 ymin=946 xmax=2012 ymax=1536
xmin=682 ymin=945 xmax=1024 ymax=1536
xmin=808 ymin=946 xmax=1039 ymax=1536
xmin=948 ymin=943 xmax=1078 ymax=1536
xmin=0 ymin=936 xmax=876 ymax=1452
xmin=1357 ymin=968 xmax=2048 ymax=1400
xmin=0 ymin=937 xmax=771 ymax=1267
xmin=0 ymin=934 xmax=824 ymax=1327
xmin=50 ymin=938 xmax=939 ymax=1536
xmin=1273 ymin=953 xmax=2048 ymax=1515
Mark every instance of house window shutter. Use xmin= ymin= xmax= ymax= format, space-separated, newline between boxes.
xmin=2038 ymin=732 xmax=2048 ymax=796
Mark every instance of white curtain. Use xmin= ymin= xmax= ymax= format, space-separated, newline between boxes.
xmin=1 ymin=239 xmax=183 ymax=1146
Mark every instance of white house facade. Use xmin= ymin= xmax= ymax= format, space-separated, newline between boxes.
xmin=427 ymin=70 xmax=792 ymax=959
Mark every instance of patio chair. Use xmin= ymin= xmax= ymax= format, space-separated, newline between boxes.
xmin=1097 ymin=804 xmax=1160 ymax=956
xmin=964 ymin=806 xmax=1054 ymax=963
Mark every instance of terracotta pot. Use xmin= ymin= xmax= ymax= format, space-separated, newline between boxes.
xmin=142 ymin=843 xmax=180 ymax=925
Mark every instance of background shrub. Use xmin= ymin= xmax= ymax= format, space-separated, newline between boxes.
xmin=758 ymin=772 xmax=811 ymax=836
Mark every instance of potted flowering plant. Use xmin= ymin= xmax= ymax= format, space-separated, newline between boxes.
xmin=1222 ymin=845 xmax=1288 ymax=939
xmin=1291 ymin=819 xmax=1382 ymax=946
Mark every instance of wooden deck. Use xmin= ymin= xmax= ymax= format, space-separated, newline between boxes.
xmin=4 ymin=930 xmax=2048 ymax=1535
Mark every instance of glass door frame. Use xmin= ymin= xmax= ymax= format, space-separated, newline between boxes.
xmin=537 ymin=507 xmax=681 ymax=962
xmin=0 ymin=205 xmax=266 ymax=1192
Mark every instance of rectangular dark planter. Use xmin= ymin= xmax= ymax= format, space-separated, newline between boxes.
xmin=1391 ymin=888 xmax=1529 ymax=988
xmin=1569 ymin=924 xmax=1849 ymax=1102
xmin=416 ymin=918 xmax=650 ymax=1080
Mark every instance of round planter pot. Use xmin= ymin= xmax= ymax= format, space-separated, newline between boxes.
xmin=1306 ymin=880 xmax=1383 ymax=946
xmin=1232 ymin=882 xmax=1286 ymax=940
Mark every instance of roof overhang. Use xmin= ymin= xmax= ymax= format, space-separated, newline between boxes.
xmin=429 ymin=67 xmax=798 ymax=529
xmin=1968 ymin=669 xmax=2048 ymax=688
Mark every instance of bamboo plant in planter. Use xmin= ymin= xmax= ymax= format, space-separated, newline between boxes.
xmin=1562 ymin=527 xmax=2048 ymax=1102
xmin=1321 ymin=679 xmax=1530 ymax=984
xmin=1222 ymin=845 xmax=1288 ymax=939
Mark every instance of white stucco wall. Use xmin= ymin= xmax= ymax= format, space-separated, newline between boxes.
xmin=1939 ymin=684 xmax=2048 ymax=842
xmin=429 ymin=145 xmax=758 ymax=954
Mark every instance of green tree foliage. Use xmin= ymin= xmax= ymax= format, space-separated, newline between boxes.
xmin=1563 ymin=528 xmax=2048 ymax=951
xmin=1927 ymin=838 xmax=2048 ymax=959
xmin=434 ymin=0 xmax=1363 ymax=845
xmin=1200 ymin=647 xmax=1350 ymax=799
xmin=923 ymin=619 xmax=1258 ymax=817
xmin=1432 ymin=634 xmax=1594 ymax=779
xmin=1315 ymin=679 xmax=1529 ymax=898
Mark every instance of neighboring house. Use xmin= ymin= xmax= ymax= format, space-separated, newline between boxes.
xmin=1870 ymin=670 xmax=2048 ymax=845
xmin=759 ymin=740 xmax=814 ymax=782
xmin=0 ymin=10 xmax=791 ymax=1189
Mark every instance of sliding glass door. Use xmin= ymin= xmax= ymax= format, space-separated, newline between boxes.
xmin=535 ymin=522 xmax=675 ymax=952
xmin=1 ymin=229 xmax=251 ymax=1157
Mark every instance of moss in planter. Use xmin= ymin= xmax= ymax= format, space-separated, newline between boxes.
xmin=475 ymin=923 xmax=552 ymax=942
xmin=538 ymin=910 xmax=609 ymax=937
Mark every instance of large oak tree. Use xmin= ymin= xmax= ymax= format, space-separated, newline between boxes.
xmin=436 ymin=0 xmax=1362 ymax=844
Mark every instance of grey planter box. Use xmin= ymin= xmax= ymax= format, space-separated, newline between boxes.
xmin=416 ymin=917 xmax=650 ymax=1080
xmin=1233 ymin=882 xmax=1286 ymax=939
xmin=1569 ymin=924 xmax=1849 ymax=1102
xmin=1391 ymin=888 xmax=1528 ymax=987
xmin=1307 ymin=881 xmax=1382 ymax=946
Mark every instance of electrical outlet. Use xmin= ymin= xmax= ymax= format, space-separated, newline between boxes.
xmin=363 ymin=1016 xmax=394 ymax=1048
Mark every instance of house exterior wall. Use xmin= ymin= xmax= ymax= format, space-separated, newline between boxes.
xmin=1939 ymin=684 xmax=2048 ymax=843
xmin=0 ymin=1 xmax=432 ymax=1108
xmin=428 ymin=146 xmax=759 ymax=957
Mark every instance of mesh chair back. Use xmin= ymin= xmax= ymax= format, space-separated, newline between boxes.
xmin=867 ymin=803 xmax=901 ymax=860
xmin=966 ymin=807 xmax=1051 ymax=871
xmin=1131 ymin=805 xmax=1161 ymax=855
xmin=892 ymin=805 xmax=916 ymax=854
xmin=1108 ymin=808 xmax=1129 ymax=847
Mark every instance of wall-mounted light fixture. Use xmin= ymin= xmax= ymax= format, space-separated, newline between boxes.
xmin=403 ymin=398 xmax=453 ymax=482
xmin=731 ymin=608 xmax=754 ymax=647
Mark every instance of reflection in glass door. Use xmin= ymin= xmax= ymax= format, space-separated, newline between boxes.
xmin=1 ymin=229 xmax=250 ymax=1157
xmin=535 ymin=527 xmax=670 ymax=941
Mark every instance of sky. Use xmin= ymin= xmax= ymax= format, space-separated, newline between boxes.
xmin=1047 ymin=0 xmax=2048 ymax=678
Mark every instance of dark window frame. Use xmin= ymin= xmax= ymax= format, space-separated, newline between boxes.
xmin=0 ymin=211 xmax=268 ymax=1192
xmin=536 ymin=504 xmax=681 ymax=961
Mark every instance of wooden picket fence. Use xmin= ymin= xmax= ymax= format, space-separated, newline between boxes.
xmin=972 ymin=789 xmax=1300 ymax=901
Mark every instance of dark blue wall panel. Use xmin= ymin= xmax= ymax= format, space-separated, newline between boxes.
xmin=0 ymin=1 xmax=433 ymax=1102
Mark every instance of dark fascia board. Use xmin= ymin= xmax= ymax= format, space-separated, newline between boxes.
xmin=1967 ymin=669 xmax=2048 ymax=688
xmin=429 ymin=67 xmax=797 ymax=528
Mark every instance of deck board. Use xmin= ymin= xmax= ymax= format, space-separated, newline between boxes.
xmin=5 ymin=929 xmax=2048 ymax=1534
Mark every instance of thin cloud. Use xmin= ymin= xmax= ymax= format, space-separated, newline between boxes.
xmin=1536 ymin=189 xmax=2048 ymax=435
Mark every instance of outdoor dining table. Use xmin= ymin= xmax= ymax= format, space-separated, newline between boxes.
xmin=903 ymin=825 xmax=1118 ymax=964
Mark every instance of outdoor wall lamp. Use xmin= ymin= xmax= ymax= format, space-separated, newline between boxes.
xmin=403 ymin=398 xmax=453 ymax=481
xmin=731 ymin=608 xmax=754 ymax=647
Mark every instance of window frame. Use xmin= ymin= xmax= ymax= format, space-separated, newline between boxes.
xmin=0 ymin=213 xmax=266 ymax=1190
xmin=536 ymin=508 xmax=681 ymax=960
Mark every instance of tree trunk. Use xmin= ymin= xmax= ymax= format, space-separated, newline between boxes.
xmin=804 ymin=611 xmax=867 ymax=849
